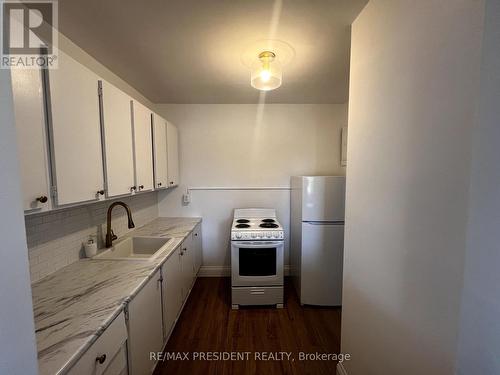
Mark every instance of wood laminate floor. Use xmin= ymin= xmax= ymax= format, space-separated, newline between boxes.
xmin=153 ymin=277 xmax=342 ymax=375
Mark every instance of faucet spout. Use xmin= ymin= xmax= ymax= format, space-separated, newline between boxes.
xmin=105 ymin=201 xmax=135 ymax=248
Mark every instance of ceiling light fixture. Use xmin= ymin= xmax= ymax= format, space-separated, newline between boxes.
xmin=251 ymin=51 xmax=282 ymax=91
xmin=242 ymin=39 xmax=295 ymax=92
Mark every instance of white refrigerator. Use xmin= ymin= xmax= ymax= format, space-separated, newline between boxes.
xmin=290 ymin=176 xmax=345 ymax=306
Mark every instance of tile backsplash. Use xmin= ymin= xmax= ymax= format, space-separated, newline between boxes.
xmin=25 ymin=192 xmax=159 ymax=283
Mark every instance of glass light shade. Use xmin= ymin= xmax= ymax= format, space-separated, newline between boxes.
xmin=250 ymin=58 xmax=282 ymax=91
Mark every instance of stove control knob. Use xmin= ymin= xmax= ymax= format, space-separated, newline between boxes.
xmin=274 ymin=232 xmax=279 ymax=238
xmin=236 ymin=233 xmax=242 ymax=239
xmin=266 ymin=232 xmax=271 ymax=238
xmin=251 ymin=233 xmax=256 ymax=238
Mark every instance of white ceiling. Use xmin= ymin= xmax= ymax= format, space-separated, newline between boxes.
xmin=58 ymin=0 xmax=367 ymax=104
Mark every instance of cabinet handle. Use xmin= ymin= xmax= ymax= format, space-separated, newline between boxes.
xmin=130 ymin=186 xmax=137 ymax=192
xmin=139 ymin=185 xmax=144 ymax=190
xmin=36 ymin=196 xmax=48 ymax=203
xmin=157 ymin=182 xmax=162 ymax=187
xmin=96 ymin=354 xmax=106 ymax=364
xmin=170 ymin=181 xmax=174 ymax=185
xmin=97 ymin=190 xmax=105 ymax=196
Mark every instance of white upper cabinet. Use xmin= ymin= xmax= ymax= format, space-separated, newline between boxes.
xmin=11 ymin=68 xmax=51 ymax=212
xmin=166 ymin=121 xmax=179 ymax=187
xmin=47 ymin=50 xmax=104 ymax=206
xmin=131 ymin=101 xmax=153 ymax=192
xmin=99 ymin=80 xmax=135 ymax=197
xmin=152 ymin=113 xmax=168 ymax=189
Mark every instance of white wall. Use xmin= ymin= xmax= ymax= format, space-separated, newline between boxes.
xmin=0 ymin=71 xmax=38 ymax=373
xmin=456 ymin=0 xmax=500 ymax=373
xmin=157 ymin=104 xmax=347 ymax=271
xmin=341 ymin=1 xmax=484 ymax=374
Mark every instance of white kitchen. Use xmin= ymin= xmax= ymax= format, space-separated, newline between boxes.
xmin=1 ymin=1 xmax=499 ymax=375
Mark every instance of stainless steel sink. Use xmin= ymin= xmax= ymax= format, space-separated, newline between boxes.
xmin=93 ymin=236 xmax=173 ymax=261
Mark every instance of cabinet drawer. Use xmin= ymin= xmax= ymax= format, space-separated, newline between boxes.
xmin=232 ymin=286 xmax=284 ymax=306
xmin=68 ymin=312 xmax=127 ymax=375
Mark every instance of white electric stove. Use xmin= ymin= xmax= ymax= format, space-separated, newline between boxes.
xmin=230 ymin=208 xmax=284 ymax=309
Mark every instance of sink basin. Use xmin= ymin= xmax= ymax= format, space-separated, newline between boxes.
xmin=93 ymin=236 xmax=173 ymax=261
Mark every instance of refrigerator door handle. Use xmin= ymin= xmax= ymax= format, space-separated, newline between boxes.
xmin=303 ymin=221 xmax=345 ymax=225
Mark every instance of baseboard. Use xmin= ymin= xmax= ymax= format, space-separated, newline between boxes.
xmin=198 ymin=265 xmax=291 ymax=277
xmin=337 ymin=362 xmax=348 ymax=375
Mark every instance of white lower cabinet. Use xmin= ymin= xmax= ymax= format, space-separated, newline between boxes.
xmin=160 ymin=225 xmax=203 ymax=344
xmin=68 ymin=312 xmax=128 ymax=375
xmin=193 ymin=223 xmax=203 ymax=275
xmin=69 ymin=227 xmax=203 ymax=375
xmin=180 ymin=235 xmax=196 ymax=301
xmin=161 ymin=247 xmax=183 ymax=341
xmin=127 ymin=270 xmax=164 ymax=375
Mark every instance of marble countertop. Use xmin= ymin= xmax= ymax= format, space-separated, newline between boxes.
xmin=31 ymin=217 xmax=201 ymax=375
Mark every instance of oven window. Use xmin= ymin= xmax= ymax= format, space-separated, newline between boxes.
xmin=239 ymin=248 xmax=277 ymax=276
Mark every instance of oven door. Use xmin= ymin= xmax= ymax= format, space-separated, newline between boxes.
xmin=231 ymin=240 xmax=284 ymax=287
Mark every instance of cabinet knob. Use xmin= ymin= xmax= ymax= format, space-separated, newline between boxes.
xmin=157 ymin=182 xmax=162 ymax=187
xmin=139 ymin=185 xmax=144 ymax=190
xmin=170 ymin=181 xmax=174 ymax=185
xmin=96 ymin=354 xmax=106 ymax=364
xmin=130 ymin=186 xmax=137 ymax=192
xmin=36 ymin=196 xmax=48 ymax=203
xmin=97 ymin=190 xmax=105 ymax=196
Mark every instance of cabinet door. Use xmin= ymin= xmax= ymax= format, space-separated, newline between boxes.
xmin=161 ymin=248 xmax=183 ymax=342
xmin=193 ymin=224 xmax=202 ymax=274
xmin=132 ymin=101 xmax=153 ymax=192
xmin=180 ymin=235 xmax=195 ymax=300
xmin=166 ymin=121 xmax=179 ymax=187
xmin=11 ymin=68 xmax=51 ymax=212
xmin=152 ymin=113 xmax=168 ymax=189
xmin=127 ymin=270 xmax=163 ymax=375
xmin=100 ymin=80 xmax=135 ymax=197
xmin=47 ymin=50 xmax=104 ymax=205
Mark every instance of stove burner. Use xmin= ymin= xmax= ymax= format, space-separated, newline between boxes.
xmin=259 ymin=223 xmax=279 ymax=228
xmin=236 ymin=219 xmax=250 ymax=223
xmin=235 ymin=224 xmax=250 ymax=228
xmin=261 ymin=218 xmax=276 ymax=223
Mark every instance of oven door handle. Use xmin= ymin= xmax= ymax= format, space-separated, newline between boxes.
xmin=232 ymin=241 xmax=284 ymax=247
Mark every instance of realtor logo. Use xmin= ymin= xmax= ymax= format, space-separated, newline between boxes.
xmin=1 ymin=0 xmax=58 ymax=68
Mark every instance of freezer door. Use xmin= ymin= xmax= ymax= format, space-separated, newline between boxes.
xmin=302 ymin=176 xmax=345 ymax=221
xmin=300 ymin=222 xmax=344 ymax=306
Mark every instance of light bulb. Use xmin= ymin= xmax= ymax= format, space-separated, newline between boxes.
xmin=260 ymin=70 xmax=271 ymax=82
